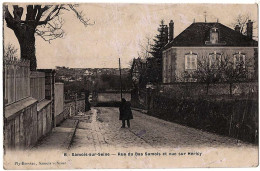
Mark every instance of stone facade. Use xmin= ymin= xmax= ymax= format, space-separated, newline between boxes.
xmin=162 ymin=47 xmax=257 ymax=83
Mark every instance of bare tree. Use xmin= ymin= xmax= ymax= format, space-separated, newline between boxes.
xmin=219 ymin=55 xmax=251 ymax=95
xmin=231 ymin=13 xmax=257 ymax=38
xmin=193 ymin=56 xmax=221 ymax=94
xmin=4 ymin=44 xmax=18 ymax=59
xmin=4 ymin=4 xmax=94 ymax=70
xmin=232 ymin=14 xmax=250 ymax=35
xmin=137 ymin=37 xmax=153 ymax=59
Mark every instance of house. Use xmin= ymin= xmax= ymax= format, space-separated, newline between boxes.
xmin=162 ymin=20 xmax=258 ymax=83
xmin=130 ymin=57 xmax=147 ymax=86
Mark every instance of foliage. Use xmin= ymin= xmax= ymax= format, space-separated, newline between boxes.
xmin=148 ymin=20 xmax=168 ymax=83
xmin=150 ymin=95 xmax=258 ymax=143
xmin=98 ymin=74 xmax=132 ymax=91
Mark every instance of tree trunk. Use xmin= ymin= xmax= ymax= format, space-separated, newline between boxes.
xmin=15 ymin=30 xmax=37 ymax=71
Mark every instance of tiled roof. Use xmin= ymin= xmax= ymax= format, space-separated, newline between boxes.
xmin=163 ymin=22 xmax=258 ymax=50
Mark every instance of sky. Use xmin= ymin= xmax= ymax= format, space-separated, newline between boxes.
xmin=4 ymin=3 xmax=258 ymax=69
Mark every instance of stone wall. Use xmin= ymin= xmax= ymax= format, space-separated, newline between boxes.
xmin=55 ymin=99 xmax=85 ymax=126
xmin=160 ymin=82 xmax=258 ymax=98
xmin=54 ymin=83 xmax=64 ymax=126
xmin=4 ymin=97 xmax=52 ymax=150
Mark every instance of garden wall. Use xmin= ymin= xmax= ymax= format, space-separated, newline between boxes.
xmin=150 ymin=95 xmax=258 ymax=143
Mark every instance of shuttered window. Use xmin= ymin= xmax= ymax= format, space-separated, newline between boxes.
xmin=185 ymin=52 xmax=197 ymax=70
xmin=233 ymin=52 xmax=246 ymax=69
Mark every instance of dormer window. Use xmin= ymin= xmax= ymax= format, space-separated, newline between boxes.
xmin=210 ymin=27 xmax=219 ymax=44
xmin=205 ymin=27 xmax=226 ymax=45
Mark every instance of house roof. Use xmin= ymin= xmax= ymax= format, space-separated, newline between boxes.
xmin=130 ymin=58 xmax=146 ymax=74
xmin=163 ymin=22 xmax=258 ymax=50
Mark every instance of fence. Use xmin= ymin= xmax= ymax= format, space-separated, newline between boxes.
xmin=4 ymin=58 xmax=53 ymax=150
xmin=30 ymin=71 xmax=45 ymax=102
xmin=4 ymin=57 xmax=30 ymax=105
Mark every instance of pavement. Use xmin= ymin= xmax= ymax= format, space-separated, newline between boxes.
xmin=32 ymin=118 xmax=79 ymax=151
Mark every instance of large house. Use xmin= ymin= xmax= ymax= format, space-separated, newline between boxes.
xmin=162 ymin=20 xmax=258 ymax=83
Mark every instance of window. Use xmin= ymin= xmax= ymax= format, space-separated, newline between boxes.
xmin=210 ymin=28 xmax=219 ymax=44
xmin=209 ymin=51 xmax=221 ymax=69
xmin=233 ymin=52 xmax=246 ymax=69
xmin=185 ymin=52 xmax=197 ymax=70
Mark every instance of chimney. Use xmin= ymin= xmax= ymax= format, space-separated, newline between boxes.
xmin=164 ymin=25 xmax=168 ymax=45
xmin=169 ymin=20 xmax=174 ymax=42
xmin=246 ymin=20 xmax=253 ymax=39
xmin=235 ymin=25 xmax=241 ymax=32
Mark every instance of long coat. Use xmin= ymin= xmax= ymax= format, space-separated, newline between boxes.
xmin=119 ymin=102 xmax=133 ymax=120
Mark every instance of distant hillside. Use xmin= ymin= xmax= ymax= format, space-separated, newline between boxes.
xmin=56 ymin=66 xmax=129 ymax=78
xmin=55 ymin=66 xmax=132 ymax=100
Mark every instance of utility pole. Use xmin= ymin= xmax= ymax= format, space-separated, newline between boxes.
xmin=119 ymin=58 xmax=123 ymax=100
xmin=204 ymin=11 xmax=207 ymax=23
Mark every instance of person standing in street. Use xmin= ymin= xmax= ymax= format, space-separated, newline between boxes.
xmin=119 ymin=98 xmax=133 ymax=128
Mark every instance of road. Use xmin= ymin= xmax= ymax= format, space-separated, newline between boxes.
xmin=9 ymin=107 xmax=257 ymax=169
xmin=70 ymin=107 xmax=254 ymax=151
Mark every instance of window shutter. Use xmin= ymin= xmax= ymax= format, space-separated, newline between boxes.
xmin=195 ymin=55 xmax=197 ymax=70
xmin=218 ymin=54 xmax=221 ymax=67
xmin=185 ymin=55 xmax=188 ymax=70
xmin=242 ymin=55 xmax=246 ymax=68
xmin=209 ymin=54 xmax=212 ymax=68
xmin=233 ymin=55 xmax=237 ymax=69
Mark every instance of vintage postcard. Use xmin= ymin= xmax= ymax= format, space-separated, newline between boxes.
xmin=2 ymin=2 xmax=259 ymax=169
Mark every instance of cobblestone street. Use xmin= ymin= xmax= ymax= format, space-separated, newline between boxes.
xmin=6 ymin=107 xmax=258 ymax=169
xmin=70 ymin=107 xmax=254 ymax=151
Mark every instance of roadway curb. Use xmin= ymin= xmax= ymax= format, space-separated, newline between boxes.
xmin=131 ymin=107 xmax=148 ymax=114
xmin=61 ymin=119 xmax=79 ymax=149
xmin=68 ymin=119 xmax=79 ymax=149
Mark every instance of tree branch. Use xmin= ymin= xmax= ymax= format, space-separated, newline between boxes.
xmin=12 ymin=5 xmax=23 ymax=21
xmin=68 ymin=4 xmax=94 ymax=27
xmin=35 ymin=16 xmax=65 ymax=43
xmin=4 ymin=5 xmax=17 ymax=30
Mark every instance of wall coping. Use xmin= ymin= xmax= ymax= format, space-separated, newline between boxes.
xmin=65 ymin=98 xmax=85 ymax=104
xmin=37 ymin=99 xmax=52 ymax=112
xmin=161 ymin=81 xmax=258 ymax=85
xmin=5 ymin=97 xmax=38 ymax=121
xmin=55 ymin=82 xmax=64 ymax=85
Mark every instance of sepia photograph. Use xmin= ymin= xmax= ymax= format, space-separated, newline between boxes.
xmin=2 ymin=1 xmax=259 ymax=169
